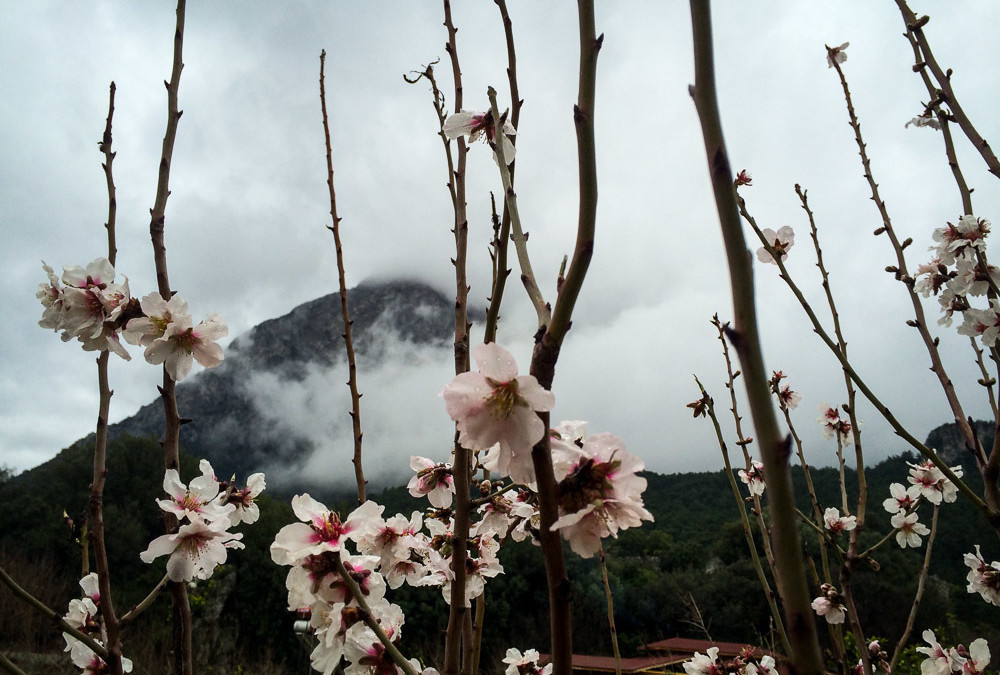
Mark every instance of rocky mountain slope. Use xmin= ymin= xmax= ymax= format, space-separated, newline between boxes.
xmin=105 ymin=279 xmax=480 ymax=494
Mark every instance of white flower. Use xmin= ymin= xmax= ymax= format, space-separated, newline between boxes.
xmin=963 ymin=545 xmax=1000 ymax=606
xmin=144 ymin=312 xmax=227 ymax=381
xmin=932 ymin=215 xmax=990 ymax=266
xmin=156 ymin=459 xmax=233 ymax=524
xmin=891 ymin=510 xmax=930 ymax=548
xmin=123 ymin=291 xmax=190 ymax=347
xmin=964 ymin=638 xmax=990 ymax=675
xmin=270 ymin=495 xmax=382 ymax=566
xmin=683 ymin=647 xmax=721 ymax=675
xmin=823 ymin=507 xmax=856 ymax=535
xmin=958 ymin=299 xmax=1000 ymax=349
xmin=549 ymin=429 xmax=653 ymax=558
xmin=69 ymin=640 xmax=133 ymax=674
xmin=906 ymin=111 xmax=942 ymax=130
xmin=883 ymin=482 xmax=920 ymax=514
xmin=917 ymin=630 xmax=964 ymax=675
xmin=442 ymin=343 xmax=554 ymax=485
xmin=406 ymin=456 xmax=454 ymax=508
xmin=739 ymin=461 xmax=766 ymax=496
xmin=222 ymin=472 xmax=267 ymax=525
xmin=140 ymin=515 xmax=244 ymax=582
xmin=907 ymin=460 xmax=962 ymax=505
xmin=811 ymin=595 xmax=845 ymax=624
xmin=504 ymin=648 xmax=551 ymax=675
xmin=443 ymin=109 xmax=517 ymax=165
xmin=756 ymin=226 xmax=794 ymax=265
xmin=827 ymin=42 xmax=849 ymax=68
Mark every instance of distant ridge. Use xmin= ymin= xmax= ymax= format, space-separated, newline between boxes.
xmin=102 ymin=279 xmax=482 ymax=493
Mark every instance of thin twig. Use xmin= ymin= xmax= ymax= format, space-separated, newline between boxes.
xmin=893 ymin=1 xmax=1000 ymax=179
xmin=0 ymin=565 xmax=109 ymax=660
xmin=320 ymin=50 xmax=366 ymax=506
xmin=598 ymin=546 xmax=622 ymax=675
xmin=91 ymin=80 xmax=125 ymax=675
xmin=440 ymin=5 xmax=472 ymax=674
xmin=693 ymin=377 xmax=791 ymax=655
xmin=146 ymin=2 xmax=193 ymax=671
xmin=333 ymin=555 xmax=420 ymax=675
xmin=0 ymin=652 xmax=27 ymax=675
xmin=890 ymin=506 xmax=938 ymax=671
xmin=120 ymin=574 xmax=170 ymax=626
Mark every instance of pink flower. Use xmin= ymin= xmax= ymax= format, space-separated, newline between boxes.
xmin=963 ymin=545 xmax=1000 ymax=606
xmin=443 ymin=109 xmax=517 ymax=165
xmin=739 ymin=461 xmax=766 ymax=496
xmin=891 ymin=511 xmax=930 ymax=548
xmin=683 ymin=648 xmax=721 ymax=675
xmin=140 ymin=516 xmax=244 ymax=581
xmin=220 ymin=472 xmax=267 ymax=525
xmin=827 ymin=42 xmax=849 ymax=68
xmin=883 ymin=482 xmax=919 ymax=514
xmin=504 ymin=648 xmax=552 ymax=675
xmin=123 ymin=291 xmax=190 ymax=347
xmin=156 ymin=459 xmax=233 ymax=524
xmin=144 ymin=312 xmax=227 ymax=381
xmin=823 ymin=507 xmax=856 ymax=535
xmin=442 ymin=343 xmax=554 ymax=485
xmin=406 ymin=456 xmax=454 ymax=508
xmin=811 ymin=595 xmax=846 ymax=624
xmin=917 ymin=630 xmax=963 ymax=675
xmin=270 ymin=495 xmax=383 ymax=566
xmin=756 ymin=226 xmax=794 ymax=265
xmin=549 ymin=428 xmax=653 ymax=557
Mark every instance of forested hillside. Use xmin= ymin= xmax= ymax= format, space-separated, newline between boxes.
xmin=1 ymin=435 xmax=997 ymax=673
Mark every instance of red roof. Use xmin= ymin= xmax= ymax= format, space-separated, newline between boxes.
xmin=642 ymin=638 xmax=771 ymax=659
xmin=564 ymin=654 xmax=688 ymax=673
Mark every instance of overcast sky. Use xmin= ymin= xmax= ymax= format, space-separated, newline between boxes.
xmin=3 ymin=3 xmax=999 ymax=485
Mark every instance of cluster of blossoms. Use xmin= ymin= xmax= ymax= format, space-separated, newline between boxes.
xmin=140 ymin=460 xmax=263 ymax=581
xmin=911 ymin=215 xmax=1000 ymax=340
xmin=907 ymin=459 xmax=962 ymax=505
xmin=443 ymin=108 xmax=517 ymax=166
xmin=682 ymin=645 xmax=779 ymax=675
xmin=878 ymin=458 xmax=965 ymax=550
xmin=62 ymin=572 xmax=134 ymax=673
xmin=269 ymin=494 xmax=499 ymax=674
xmin=37 ymin=258 xmax=228 ymax=381
xmin=271 ymin=342 xmax=652 ymax=672
xmin=918 ymin=630 xmax=991 ymax=675
xmin=442 ymin=343 xmax=653 ymax=556
xmin=816 ymin=405 xmax=855 ymax=445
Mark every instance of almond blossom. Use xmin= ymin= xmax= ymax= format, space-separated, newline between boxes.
xmin=122 ymin=291 xmax=190 ymax=347
xmin=683 ymin=647 xmax=721 ymax=675
xmin=406 ymin=456 xmax=454 ymax=508
xmin=823 ymin=507 xmax=856 ymax=535
xmin=756 ymin=226 xmax=794 ymax=265
xmin=156 ymin=459 xmax=234 ymax=523
xmin=891 ymin=510 xmax=930 ymax=548
xmin=963 ymin=639 xmax=991 ymax=675
xmin=738 ymin=461 xmax=766 ymax=497
xmin=963 ymin=545 xmax=1000 ymax=606
xmin=144 ymin=311 xmax=228 ymax=381
xmin=811 ymin=583 xmax=846 ymax=625
xmin=931 ymin=215 xmax=990 ymax=266
xmin=908 ymin=459 xmax=962 ymax=505
xmin=549 ymin=427 xmax=653 ymax=557
xmin=817 ymin=405 xmax=854 ymax=445
xmin=917 ymin=630 xmax=964 ymax=675
xmin=442 ymin=342 xmax=554 ymax=485
xmin=139 ymin=515 xmax=244 ymax=582
xmin=270 ymin=495 xmax=383 ymax=566
xmin=504 ymin=648 xmax=552 ymax=675
xmin=827 ymin=42 xmax=849 ymax=68
xmin=957 ymin=299 xmax=1000 ymax=348
xmin=883 ymin=482 xmax=920 ymax=514
xmin=443 ymin=109 xmax=517 ymax=165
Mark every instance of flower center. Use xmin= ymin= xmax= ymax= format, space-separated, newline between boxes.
xmin=485 ymin=377 xmax=522 ymax=419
